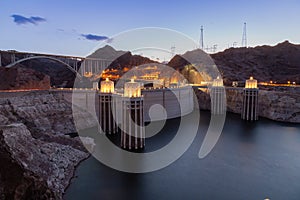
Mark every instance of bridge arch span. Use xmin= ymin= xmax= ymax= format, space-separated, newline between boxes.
xmin=5 ymin=56 xmax=82 ymax=79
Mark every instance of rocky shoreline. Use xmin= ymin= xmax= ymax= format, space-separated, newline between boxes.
xmin=0 ymin=91 xmax=97 ymax=199
xmin=195 ymin=87 xmax=300 ymax=123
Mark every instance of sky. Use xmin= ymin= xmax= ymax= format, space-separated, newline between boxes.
xmin=1 ymin=0 xmax=300 ymax=59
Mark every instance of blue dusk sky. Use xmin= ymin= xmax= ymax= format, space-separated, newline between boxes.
xmin=1 ymin=0 xmax=299 ymax=58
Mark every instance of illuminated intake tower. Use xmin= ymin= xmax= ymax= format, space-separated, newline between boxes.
xmin=241 ymin=77 xmax=259 ymax=121
xmin=121 ymin=79 xmax=145 ymax=149
xmin=210 ymin=76 xmax=226 ymax=115
xmin=99 ymin=78 xmax=118 ymax=134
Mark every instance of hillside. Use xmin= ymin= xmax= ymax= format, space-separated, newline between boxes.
xmin=87 ymin=45 xmax=157 ymax=80
xmin=168 ymin=41 xmax=300 ymax=85
xmin=212 ymin=41 xmax=300 ymax=85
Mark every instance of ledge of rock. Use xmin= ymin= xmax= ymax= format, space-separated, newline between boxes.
xmin=0 ymin=91 xmax=98 ymax=135
xmin=0 ymin=90 xmax=99 ymax=199
xmin=0 ymin=123 xmax=89 ymax=199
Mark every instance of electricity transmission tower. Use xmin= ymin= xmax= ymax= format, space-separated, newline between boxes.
xmin=200 ymin=26 xmax=204 ymax=50
xmin=242 ymin=22 xmax=247 ymax=47
xmin=170 ymin=46 xmax=176 ymax=57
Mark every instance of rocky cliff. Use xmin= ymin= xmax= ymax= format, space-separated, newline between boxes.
xmin=195 ymin=87 xmax=300 ymax=123
xmin=0 ymin=91 xmax=97 ymax=199
xmin=212 ymin=41 xmax=300 ymax=85
xmin=0 ymin=66 xmax=50 ymax=90
xmin=168 ymin=41 xmax=300 ymax=86
xmin=0 ymin=124 xmax=89 ymax=200
xmin=87 ymin=45 xmax=157 ymax=81
xmin=0 ymin=91 xmax=97 ymax=135
xmin=0 ymin=51 xmax=80 ymax=88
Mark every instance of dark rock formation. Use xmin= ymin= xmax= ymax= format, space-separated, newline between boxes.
xmin=0 ymin=91 xmax=97 ymax=135
xmin=18 ymin=59 xmax=78 ymax=88
xmin=0 ymin=91 xmax=98 ymax=199
xmin=0 ymin=51 xmax=80 ymax=88
xmin=165 ymin=54 xmax=190 ymax=71
xmin=0 ymin=124 xmax=89 ymax=199
xmin=88 ymin=45 xmax=127 ymax=61
xmin=168 ymin=41 xmax=300 ymax=86
xmin=0 ymin=66 xmax=50 ymax=90
xmin=212 ymin=41 xmax=300 ymax=85
xmin=87 ymin=45 xmax=157 ymax=80
xmin=109 ymin=51 xmax=156 ymax=70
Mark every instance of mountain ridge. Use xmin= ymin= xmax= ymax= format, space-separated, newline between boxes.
xmin=167 ymin=40 xmax=300 ymax=85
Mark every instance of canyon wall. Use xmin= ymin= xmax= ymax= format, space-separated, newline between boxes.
xmin=195 ymin=87 xmax=300 ymax=123
xmin=0 ymin=91 xmax=97 ymax=199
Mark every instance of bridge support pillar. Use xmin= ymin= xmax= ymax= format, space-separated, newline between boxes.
xmin=11 ymin=54 xmax=15 ymax=63
xmin=75 ymin=61 xmax=78 ymax=72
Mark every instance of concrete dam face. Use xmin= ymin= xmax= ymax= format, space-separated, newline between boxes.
xmin=142 ymin=86 xmax=194 ymax=122
xmin=67 ymin=86 xmax=195 ymax=128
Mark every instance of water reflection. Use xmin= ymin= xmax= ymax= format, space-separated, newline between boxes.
xmin=65 ymin=112 xmax=300 ymax=200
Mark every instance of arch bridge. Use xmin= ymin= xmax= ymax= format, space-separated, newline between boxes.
xmin=0 ymin=50 xmax=113 ymax=78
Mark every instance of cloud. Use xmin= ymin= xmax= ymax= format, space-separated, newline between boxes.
xmin=11 ymin=14 xmax=46 ymax=25
xmin=81 ymin=34 xmax=109 ymax=41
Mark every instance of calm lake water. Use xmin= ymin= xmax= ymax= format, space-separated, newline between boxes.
xmin=64 ymin=111 xmax=300 ymax=200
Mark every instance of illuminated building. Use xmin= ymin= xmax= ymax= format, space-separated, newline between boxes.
xmin=99 ymin=78 xmax=118 ymax=134
xmin=121 ymin=79 xmax=145 ymax=149
xmin=124 ymin=79 xmax=141 ymax=97
xmin=245 ymin=76 xmax=258 ymax=88
xmin=210 ymin=76 xmax=226 ymax=115
xmin=100 ymin=78 xmax=114 ymax=93
xmin=242 ymin=76 xmax=259 ymax=121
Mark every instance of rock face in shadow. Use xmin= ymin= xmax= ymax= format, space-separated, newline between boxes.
xmin=168 ymin=41 xmax=300 ymax=86
xmin=0 ymin=91 xmax=97 ymax=135
xmin=0 ymin=66 xmax=50 ymax=90
xmin=0 ymin=51 xmax=79 ymax=88
xmin=18 ymin=59 xmax=78 ymax=88
xmin=0 ymin=91 xmax=98 ymax=199
xmin=0 ymin=124 xmax=89 ymax=199
xmin=212 ymin=41 xmax=300 ymax=85
xmin=87 ymin=45 xmax=157 ymax=81
xmin=88 ymin=45 xmax=127 ymax=61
